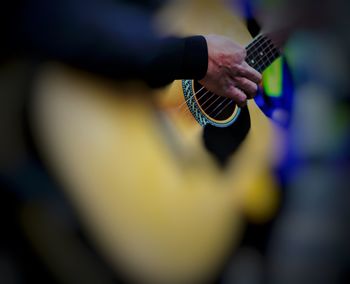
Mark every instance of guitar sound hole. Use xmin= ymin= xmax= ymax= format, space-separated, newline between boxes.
xmin=194 ymin=81 xmax=236 ymax=121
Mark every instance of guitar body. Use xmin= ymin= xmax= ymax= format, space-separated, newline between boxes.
xmin=30 ymin=0 xmax=285 ymax=282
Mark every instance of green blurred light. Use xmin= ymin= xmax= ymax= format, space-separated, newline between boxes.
xmin=262 ymin=57 xmax=283 ymax=97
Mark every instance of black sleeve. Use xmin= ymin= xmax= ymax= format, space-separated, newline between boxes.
xmin=145 ymin=35 xmax=208 ymax=87
xmin=2 ymin=0 xmax=208 ymax=87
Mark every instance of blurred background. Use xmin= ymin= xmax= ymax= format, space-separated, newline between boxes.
xmin=0 ymin=0 xmax=349 ymax=283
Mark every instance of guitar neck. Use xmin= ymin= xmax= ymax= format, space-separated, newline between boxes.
xmin=245 ymin=34 xmax=281 ymax=73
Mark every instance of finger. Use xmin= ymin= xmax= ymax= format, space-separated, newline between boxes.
xmin=236 ymin=62 xmax=262 ymax=84
xmin=226 ymin=85 xmax=247 ymax=107
xmin=233 ymin=77 xmax=258 ymax=99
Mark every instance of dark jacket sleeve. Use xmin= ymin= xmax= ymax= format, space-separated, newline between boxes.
xmin=1 ymin=0 xmax=208 ymax=87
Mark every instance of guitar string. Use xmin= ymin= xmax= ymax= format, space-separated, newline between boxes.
xmin=212 ymin=100 xmax=233 ymax=118
xmin=181 ymin=88 xmax=214 ymax=119
xmin=177 ymin=86 xmax=204 ymax=110
xmin=178 ymin=88 xmax=212 ymax=121
xmin=187 ymin=89 xmax=211 ymax=106
xmin=208 ymin=45 xmax=280 ymax=118
xmin=246 ymin=34 xmax=264 ymax=49
xmin=246 ymin=38 xmax=279 ymax=69
xmin=200 ymin=91 xmax=223 ymax=110
xmin=208 ymin=97 xmax=229 ymax=115
xmin=179 ymin=84 xmax=221 ymax=113
xmin=204 ymin=40 xmax=279 ymax=118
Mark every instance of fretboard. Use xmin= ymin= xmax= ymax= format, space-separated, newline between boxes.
xmin=245 ymin=34 xmax=280 ymax=73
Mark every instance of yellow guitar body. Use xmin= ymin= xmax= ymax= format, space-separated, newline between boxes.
xmin=30 ymin=0 xmax=285 ymax=282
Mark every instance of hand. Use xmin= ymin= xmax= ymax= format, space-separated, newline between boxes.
xmin=199 ymin=35 xmax=262 ymax=107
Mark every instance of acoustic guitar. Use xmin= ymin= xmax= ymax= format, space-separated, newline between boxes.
xmin=29 ymin=0 xmax=287 ymax=282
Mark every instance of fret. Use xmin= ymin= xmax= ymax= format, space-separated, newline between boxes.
xmin=245 ymin=34 xmax=280 ymax=73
